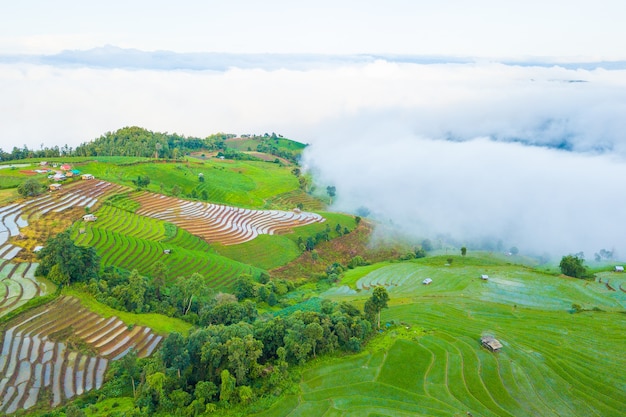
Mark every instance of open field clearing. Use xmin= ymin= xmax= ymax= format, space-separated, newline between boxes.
xmin=132 ymin=191 xmax=325 ymax=245
xmin=259 ymin=257 xmax=626 ymax=417
xmin=0 ymin=295 xmax=163 ymax=413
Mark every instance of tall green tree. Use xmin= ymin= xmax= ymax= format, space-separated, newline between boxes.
xmin=326 ymin=186 xmax=336 ymax=204
xmin=365 ymin=286 xmax=390 ymax=329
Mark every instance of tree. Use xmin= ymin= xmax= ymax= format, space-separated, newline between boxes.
xmin=133 ymin=175 xmax=151 ymax=189
xmin=510 ymin=246 xmax=519 ymax=255
xmin=422 ymin=239 xmax=433 ymax=251
xmin=17 ymin=178 xmax=45 ymax=197
xmin=304 ymin=322 xmax=324 ymax=357
xmin=219 ymin=369 xmax=236 ymax=403
xmin=559 ymin=255 xmax=588 ymax=278
xmin=367 ymin=287 xmax=389 ymax=329
xmin=326 ymin=186 xmax=336 ymax=204
xmin=161 ymin=332 xmax=190 ymax=378
xmin=461 ymin=246 xmax=467 ymax=256
xmin=234 ymin=274 xmax=255 ymax=300
xmin=151 ymin=261 xmax=168 ymax=300
xmin=120 ymin=349 xmax=139 ymax=396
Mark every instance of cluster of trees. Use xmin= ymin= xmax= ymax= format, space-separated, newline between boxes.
xmin=72 ymin=127 xmax=235 ymax=159
xmin=35 ymin=231 xmax=100 ymax=286
xmin=0 ymin=144 xmax=68 ymax=161
xmin=559 ymin=254 xmax=593 ymax=279
xmin=103 ymin=298 xmax=374 ymax=414
xmin=297 ymin=223 xmax=351 ymax=252
xmin=79 ymin=263 xmax=298 ymax=328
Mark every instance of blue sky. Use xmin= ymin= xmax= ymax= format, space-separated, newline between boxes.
xmin=2 ymin=1 xmax=626 ymax=258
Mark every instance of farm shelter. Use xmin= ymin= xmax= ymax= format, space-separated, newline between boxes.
xmin=49 ymin=183 xmax=61 ymax=191
xmin=423 ymin=278 xmax=433 ymax=285
xmin=615 ymin=266 xmax=624 ymax=272
xmin=481 ymin=274 xmax=489 ymax=280
xmin=82 ymin=173 xmax=95 ymax=180
xmin=83 ymin=214 xmax=97 ymax=222
xmin=481 ymin=336 xmax=503 ymax=352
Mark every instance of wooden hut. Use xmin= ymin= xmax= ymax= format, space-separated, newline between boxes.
xmin=481 ymin=336 xmax=503 ymax=352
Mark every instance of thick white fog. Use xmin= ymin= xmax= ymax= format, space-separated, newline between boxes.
xmin=1 ymin=56 xmax=625 ymax=258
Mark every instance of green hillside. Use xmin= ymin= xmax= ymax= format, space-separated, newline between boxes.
xmin=2 ymin=132 xmax=625 ymax=417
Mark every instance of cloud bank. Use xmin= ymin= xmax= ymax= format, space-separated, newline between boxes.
xmin=2 ymin=51 xmax=626 ymax=258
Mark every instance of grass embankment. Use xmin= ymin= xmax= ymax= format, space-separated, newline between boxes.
xmin=256 ymin=254 xmax=626 ymax=417
xmin=62 ymin=288 xmax=193 ymax=335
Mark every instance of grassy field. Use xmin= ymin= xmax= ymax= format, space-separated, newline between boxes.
xmin=75 ymin=157 xmax=300 ymax=207
xmin=256 ymin=254 xmax=626 ymax=417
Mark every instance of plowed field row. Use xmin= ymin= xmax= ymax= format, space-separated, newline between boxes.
xmin=0 ymin=295 xmax=162 ymax=413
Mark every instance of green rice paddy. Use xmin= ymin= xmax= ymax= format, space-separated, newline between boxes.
xmin=72 ymin=204 xmax=263 ymax=290
xmin=257 ymin=255 xmax=626 ymax=417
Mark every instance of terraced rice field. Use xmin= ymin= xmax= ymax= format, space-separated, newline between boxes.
xmin=259 ymin=258 xmax=626 ymax=416
xmin=0 ymin=295 xmax=162 ymax=414
xmin=132 ymin=191 xmax=325 ymax=245
xmin=328 ymin=260 xmax=626 ymax=311
xmin=0 ymin=180 xmax=126 ymax=257
xmin=0 ymin=262 xmax=51 ymax=317
xmin=73 ymin=205 xmax=261 ymax=288
xmin=268 ymin=189 xmax=325 ymax=211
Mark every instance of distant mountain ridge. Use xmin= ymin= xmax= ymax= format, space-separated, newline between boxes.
xmin=2 ymin=45 xmax=625 ymax=71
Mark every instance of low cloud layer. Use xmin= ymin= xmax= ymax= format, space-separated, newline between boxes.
xmin=2 ymin=54 xmax=625 ymax=258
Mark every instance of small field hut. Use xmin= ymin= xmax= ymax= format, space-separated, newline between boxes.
xmin=49 ymin=183 xmax=61 ymax=191
xmin=82 ymin=174 xmax=95 ymax=180
xmin=422 ymin=278 xmax=433 ymax=285
xmin=614 ymin=266 xmax=624 ymax=272
xmin=82 ymin=214 xmax=97 ymax=222
xmin=481 ymin=336 xmax=503 ymax=352
xmin=481 ymin=274 xmax=489 ymax=280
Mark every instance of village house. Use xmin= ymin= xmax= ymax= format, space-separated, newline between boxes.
xmin=49 ymin=183 xmax=61 ymax=191
xmin=82 ymin=174 xmax=95 ymax=180
xmin=614 ymin=266 xmax=624 ymax=272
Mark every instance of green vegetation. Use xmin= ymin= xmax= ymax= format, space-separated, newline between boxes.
xmin=71 ymin=204 xmax=261 ymax=290
xmin=259 ymin=254 xmax=626 ymax=416
xmin=62 ymin=288 xmax=193 ymax=335
xmin=2 ymin=128 xmax=625 ymax=417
